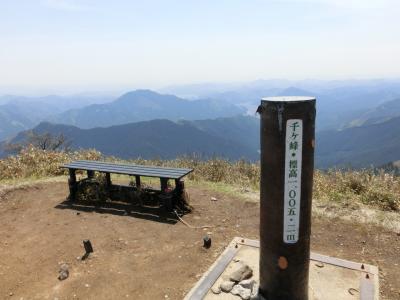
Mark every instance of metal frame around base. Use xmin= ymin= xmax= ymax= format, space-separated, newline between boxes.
xmin=184 ymin=237 xmax=379 ymax=300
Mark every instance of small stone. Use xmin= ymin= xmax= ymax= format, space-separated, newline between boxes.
xmin=85 ymin=283 xmax=90 ymax=288
xmin=211 ymin=197 xmax=217 ymax=201
xmin=229 ymin=263 xmax=253 ymax=282
xmin=231 ymin=285 xmax=251 ymax=300
xmin=233 ymin=258 xmax=240 ymax=263
xmin=203 ymin=235 xmax=211 ymax=249
xmin=220 ymin=280 xmax=235 ymax=292
xmin=231 ymin=285 xmax=241 ymax=295
xmin=9 ymin=292 xmax=13 ymax=296
xmin=58 ymin=263 xmax=69 ymax=281
xmin=211 ymin=285 xmax=221 ymax=294
xmin=58 ymin=270 xmax=69 ymax=280
xmin=239 ymin=279 xmax=255 ymax=290
xmin=251 ymin=282 xmax=259 ymax=297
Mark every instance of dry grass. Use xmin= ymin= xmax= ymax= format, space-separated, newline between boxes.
xmin=0 ymin=148 xmax=399 ymax=211
xmin=314 ymin=169 xmax=400 ymax=211
xmin=0 ymin=145 xmax=101 ymax=180
xmin=110 ymin=156 xmax=261 ymax=189
xmin=114 ymin=157 xmax=400 ymax=211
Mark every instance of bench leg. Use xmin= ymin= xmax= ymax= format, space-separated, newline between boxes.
xmin=135 ymin=175 xmax=141 ymax=190
xmin=104 ymin=172 xmax=112 ymax=198
xmin=87 ymin=170 xmax=95 ymax=179
xmin=175 ymin=179 xmax=184 ymax=194
xmin=160 ymin=178 xmax=169 ymax=192
xmin=160 ymin=178 xmax=171 ymax=211
xmin=68 ymin=169 xmax=77 ymax=201
xmin=105 ymin=173 xmax=112 ymax=187
xmin=174 ymin=179 xmax=185 ymax=208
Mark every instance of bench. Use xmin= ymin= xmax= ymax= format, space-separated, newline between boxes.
xmin=61 ymin=160 xmax=193 ymax=211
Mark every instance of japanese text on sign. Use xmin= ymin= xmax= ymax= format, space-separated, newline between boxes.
xmin=283 ymin=119 xmax=303 ymax=243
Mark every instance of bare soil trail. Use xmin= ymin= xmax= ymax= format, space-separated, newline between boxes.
xmin=0 ymin=182 xmax=398 ymax=299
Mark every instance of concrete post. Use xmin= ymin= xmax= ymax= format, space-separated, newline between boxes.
xmin=258 ymin=96 xmax=316 ymax=300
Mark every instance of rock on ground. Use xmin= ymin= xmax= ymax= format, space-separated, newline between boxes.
xmin=211 ymin=285 xmax=221 ymax=294
xmin=239 ymin=279 xmax=255 ymax=290
xmin=220 ymin=280 xmax=235 ymax=292
xmin=229 ymin=263 xmax=253 ymax=282
xmin=58 ymin=263 xmax=69 ymax=281
xmin=251 ymin=282 xmax=259 ymax=297
xmin=231 ymin=284 xmax=252 ymax=300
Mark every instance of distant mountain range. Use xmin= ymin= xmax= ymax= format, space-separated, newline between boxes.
xmin=345 ymin=97 xmax=400 ymax=127
xmin=0 ymin=103 xmax=35 ymax=142
xmin=0 ymin=90 xmax=244 ymax=141
xmin=4 ymin=112 xmax=400 ymax=169
xmin=7 ymin=116 xmax=259 ymax=161
xmin=172 ymin=80 xmax=400 ymax=131
xmin=50 ymin=90 xmax=245 ymax=129
xmin=0 ymin=94 xmax=113 ymax=141
xmin=2 ymin=80 xmax=400 ymax=168
xmin=316 ymin=116 xmax=400 ymax=168
xmin=2 ymin=83 xmax=400 ymax=142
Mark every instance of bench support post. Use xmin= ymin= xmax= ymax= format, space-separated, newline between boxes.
xmin=135 ymin=175 xmax=141 ymax=190
xmin=68 ymin=169 xmax=77 ymax=201
xmin=174 ymin=179 xmax=185 ymax=208
xmin=105 ymin=173 xmax=111 ymax=188
xmin=160 ymin=178 xmax=169 ymax=192
xmin=87 ymin=170 xmax=95 ymax=179
xmin=175 ymin=179 xmax=184 ymax=194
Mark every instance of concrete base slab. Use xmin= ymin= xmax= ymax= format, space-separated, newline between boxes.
xmin=185 ymin=237 xmax=379 ymax=300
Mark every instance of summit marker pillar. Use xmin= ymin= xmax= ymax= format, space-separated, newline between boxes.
xmin=258 ymin=96 xmax=316 ymax=300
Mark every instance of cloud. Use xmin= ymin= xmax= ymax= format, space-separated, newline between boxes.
xmin=42 ymin=0 xmax=91 ymax=12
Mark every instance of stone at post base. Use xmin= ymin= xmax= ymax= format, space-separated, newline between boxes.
xmin=184 ymin=237 xmax=379 ymax=300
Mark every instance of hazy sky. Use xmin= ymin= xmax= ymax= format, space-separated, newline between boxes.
xmin=1 ymin=0 xmax=400 ymax=92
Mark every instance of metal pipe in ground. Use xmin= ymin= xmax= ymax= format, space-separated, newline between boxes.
xmin=258 ymin=96 xmax=316 ymax=300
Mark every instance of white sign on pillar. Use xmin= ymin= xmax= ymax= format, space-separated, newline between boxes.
xmin=283 ymin=119 xmax=303 ymax=244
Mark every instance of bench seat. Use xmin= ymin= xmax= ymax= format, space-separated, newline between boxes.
xmin=61 ymin=160 xmax=193 ymax=179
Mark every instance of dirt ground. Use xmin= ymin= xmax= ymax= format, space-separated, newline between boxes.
xmin=0 ymin=181 xmax=399 ymax=300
